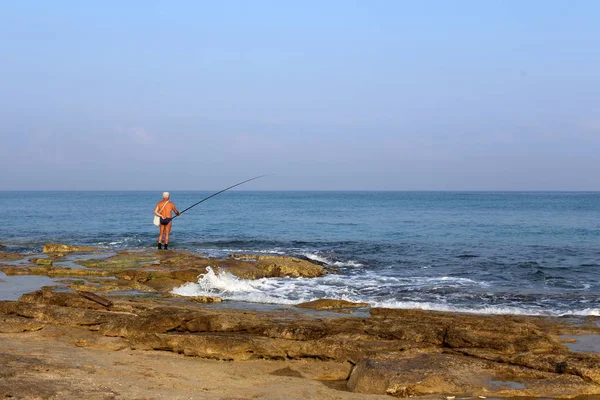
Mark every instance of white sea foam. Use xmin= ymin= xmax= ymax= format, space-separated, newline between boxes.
xmin=301 ymin=252 xmax=364 ymax=267
xmin=218 ymin=248 xmax=285 ymax=255
xmin=302 ymin=252 xmax=330 ymax=264
xmin=371 ymin=300 xmax=600 ymax=317
xmin=171 ymin=266 xmax=596 ymax=317
xmin=172 ymin=267 xmax=301 ymax=305
xmin=331 ymin=260 xmax=364 ymax=267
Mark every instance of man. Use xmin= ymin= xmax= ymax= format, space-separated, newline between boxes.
xmin=154 ymin=192 xmax=180 ymax=250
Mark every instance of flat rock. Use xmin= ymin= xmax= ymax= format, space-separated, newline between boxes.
xmin=228 ymin=254 xmax=325 ymax=278
xmin=347 ymin=355 xmax=600 ymax=398
xmin=42 ymin=243 xmax=98 ymax=254
xmin=296 ymin=299 xmax=370 ymax=310
xmin=0 ymin=250 xmax=25 ymax=261
xmin=143 ymin=277 xmax=185 ymax=293
xmin=0 ymin=314 xmax=46 ymax=333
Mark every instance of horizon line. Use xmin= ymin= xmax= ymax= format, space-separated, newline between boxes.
xmin=1 ymin=189 xmax=600 ymax=193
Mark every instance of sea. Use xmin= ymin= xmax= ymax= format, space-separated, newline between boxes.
xmin=1 ymin=191 xmax=599 ymax=317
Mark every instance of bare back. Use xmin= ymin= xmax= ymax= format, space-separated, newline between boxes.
xmin=155 ymin=200 xmax=179 ymax=218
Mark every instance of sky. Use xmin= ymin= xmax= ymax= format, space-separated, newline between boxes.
xmin=1 ymin=1 xmax=599 ymax=191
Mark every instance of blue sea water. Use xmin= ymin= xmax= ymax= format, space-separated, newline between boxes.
xmin=1 ymin=191 xmax=599 ymax=316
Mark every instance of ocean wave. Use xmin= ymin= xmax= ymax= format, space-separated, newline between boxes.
xmin=171 ymin=267 xmax=300 ymax=304
xmin=301 ymin=252 xmax=364 ymax=267
xmin=371 ymin=300 xmax=600 ymax=317
xmin=218 ymin=248 xmax=285 ymax=255
xmin=170 ymin=267 xmax=599 ymax=317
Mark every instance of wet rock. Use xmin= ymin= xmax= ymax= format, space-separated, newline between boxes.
xmin=42 ymin=243 xmax=98 ymax=254
xmin=34 ymin=258 xmax=53 ymax=266
xmin=143 ymin=277 xmax=185 ymax=293
xmin=77 ymin=251 xmax=156 ymax=270
xmin=0 ymin=250 xmax=25 ymax=261
xmin=228 ymin=254 xmax=325 ymax=278
xmin=115 ymin=270 xmax=150 ymax=282
xmin=296 ymin=299 xmax=369 ymax=310
xmin=0 ymin=265 xmax=113 ymax=277
xmin=178 ymin=296 xmax=223 ymax=304
xmin=170 ymin=269 xmax=204 ymax=282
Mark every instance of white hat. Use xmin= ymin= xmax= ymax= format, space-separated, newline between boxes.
xmin=162 ymin=192 xmax=170 ymax=199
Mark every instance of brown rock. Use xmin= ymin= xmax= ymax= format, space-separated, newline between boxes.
xmin=170 ymin=269 xmax=205 ymax=282
xmin=348 ymin=356 xmax=461 ymax=396
xmin=0 ymin=314 xmax=46 ymax=333
xmin=347 ymin=354 xmax=600 ymax=398
xmin=0 ymin=250 xmax=25 ymax=261
xmin=130 ymin=332 xmax=289 ymax=360
xmin=296 ymin=299 xmax=369 ymax=310
xmin=115 ymin=270 xmax=150 ymax=282
xmin=228 ymin=254 xmax=325 ymax=278
xmin=144 ymin=277 xmax=185 ymax=293
xmin=42 ymin=243 xmax=98 ymax=254
xmin=185 ymin=296 xmax=222 ymax=304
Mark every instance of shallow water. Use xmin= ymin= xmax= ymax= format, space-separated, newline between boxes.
xmin=0 ymin=271 xmax=55 ymax=301
xmin=1 ymin=191 xmax=599 ymax=315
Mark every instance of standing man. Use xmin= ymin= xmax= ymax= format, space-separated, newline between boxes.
xmin=154 ymin=192 xmax=180 ymax=250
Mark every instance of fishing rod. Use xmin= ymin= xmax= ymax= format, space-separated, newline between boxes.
xmin=172 ymin=175 xmax=270 ymax=218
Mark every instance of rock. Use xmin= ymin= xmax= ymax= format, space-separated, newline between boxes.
xmin=2 ymin=276 xmax=600 ymax=399
xmin=228 ymin=254 xmax=325 ymax=278
xmin=0 ymin=250 xmax=25 ymax=261
xmin=347 ymin=355 xmax=600 ymax=398
xmin=35 ymin=259 xmax=53 ymax=266
xmin=144 ymin=277 xmax=185 ymax=293
xmin=457 ymin=348 xmax=600 ymax=385
xmin=0 ymin=265 xmax=113 ymax=277
xmin=130 ymin=332 xmax=289 ymax=361
xmin=296 ymin=299 xmax=369 ymax=310
xmin=367 ymin=308 xmax=564 ymax=353
xmin=42 ymin=243 xmax=98 ymax=254
xmin=170 ymin=269 xmax=205 ymax=282
xmin=270 ymin=367 xmax=304 ymax=378
xmin=347 ymin=356 xmax=474 ymax=396
xmin=185 ymin=296 xmax=222 ymax=304
xmin=0 ymin=314 xmax=46 ymax=333
xmin=115 ymin=270 xmax=150 ymax=282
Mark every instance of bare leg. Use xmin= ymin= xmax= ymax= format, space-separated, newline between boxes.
xmin=164 ymin=222 xmax=173 ymax=245
xmin=158 ymin=225 xmax=165 ymax=244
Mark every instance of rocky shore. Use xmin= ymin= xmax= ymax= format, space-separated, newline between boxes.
xmin=1 ymin=245 xmax=600 ymax=399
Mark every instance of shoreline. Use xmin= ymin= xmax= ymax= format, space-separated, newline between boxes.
xmin=1 ymin=244 xmax=600 ymax=399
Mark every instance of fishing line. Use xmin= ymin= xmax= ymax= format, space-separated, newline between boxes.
xmin=172 ymin=175 xmax=270 ymax=219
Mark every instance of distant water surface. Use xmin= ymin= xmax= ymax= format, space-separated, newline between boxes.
xmin=1 ymin=191 xmax=599 ymax=316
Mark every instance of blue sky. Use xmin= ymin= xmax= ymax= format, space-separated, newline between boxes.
xmin=1 ymin=1 xmax=599 ymax=190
